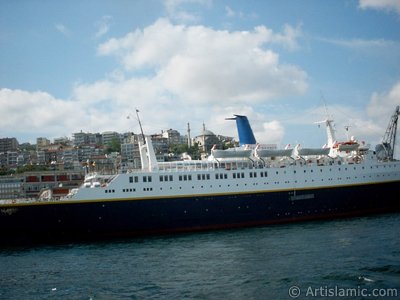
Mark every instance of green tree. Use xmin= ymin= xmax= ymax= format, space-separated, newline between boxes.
xmin=106 ymin=138 xmax=121 ymax=154
xmin=168 ymin=142 xmax=201 ymax=160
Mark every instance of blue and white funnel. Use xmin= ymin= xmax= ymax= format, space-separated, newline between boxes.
xmin=226 ymin=115 xmax=257 ymax=146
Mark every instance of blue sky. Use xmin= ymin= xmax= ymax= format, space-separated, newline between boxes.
xmin=1 ymin=0 xmax=400 ymax=152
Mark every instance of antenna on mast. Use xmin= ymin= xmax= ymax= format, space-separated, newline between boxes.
xmin=344 ymin=125 xmax=351 ymax=141
xmin=135 ymin=108 xmax=146 ymax=145
xmin=320 ymin=91 xmax=330 ymax=119
xmin=315 ymin=92 xmax=336 ymax=148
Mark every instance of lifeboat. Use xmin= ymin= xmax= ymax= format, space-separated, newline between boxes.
xmin=333 ymin=141 xmax=359 ymax=151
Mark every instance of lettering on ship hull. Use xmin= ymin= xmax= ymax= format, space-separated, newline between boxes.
xmin=1 ymin=208 xmax=19 ymax=216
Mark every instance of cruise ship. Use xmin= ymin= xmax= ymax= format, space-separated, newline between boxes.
xmin=1 ymin=107 xmax=399 ymax=244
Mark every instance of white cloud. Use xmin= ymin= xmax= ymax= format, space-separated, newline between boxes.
xmin=260 ymin=121 xmax=285 ymax=144
xmin=367 ymin=81 xmax=400 ymax=119
xmin=359 ymin=0 xmax=400 ymax=15
xmin=0 ymin=86 xmax=149 ymax=141
xmin=225 ymin=6 xmax=235 ymax=17
xmin=316 ymin=36 xmax=400 ymax=62
xmin=0 ymin=89 xmax=81 ymax=138
xmin=95 ymin=16 xmax=112 ymax=38
xmin=224 ymin=5 xmax=258 ymax=20
xmin=317 ymin=36 xmax=399 ymax=51
xmin=366 ymin=81 xmax=400 ymax=159
xmin=163 ymin=0 xmax=212 ymax=23
xmin=1 ymin=19 xmax=307 ymax=145
xmin=55 ymin=23 xmax=71 ymax=37
xmin=98 ymin=19 xmax=307 ymax=105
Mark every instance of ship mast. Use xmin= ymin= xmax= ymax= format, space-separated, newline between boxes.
xmin=315 ymin=96 xmax=337 ymax=148
xmin=381 ymin=105 xmax=400 ymax=161
xmin=136 ymin=108 xmax=146 ymax=145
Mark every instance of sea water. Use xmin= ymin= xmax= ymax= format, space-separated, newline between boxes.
xmin=1 ymin=214 xmax=399 ymax=299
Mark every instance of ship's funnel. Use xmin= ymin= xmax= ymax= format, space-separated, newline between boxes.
xmin=226 ymin=115 xmax=257 ymax=146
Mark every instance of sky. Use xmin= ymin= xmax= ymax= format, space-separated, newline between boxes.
xmin=1 ymin=0 xmax=400 ymax=154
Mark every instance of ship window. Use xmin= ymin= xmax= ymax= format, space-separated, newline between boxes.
xmin=216 ymin=174 xmax=219 ymax=179
xmin=169 ymin=175 xmax=173 ymax=181
xmin=134 ymin=176 xmax=138 ymax=183
xmin=197 ymin=174 xmax=201 ymax=180
xmin=233 ymin=173 xmax=236 ymax=179
xmin=160 ymin=176 xmax=164 ymax=182
xmin=179 ymin=175 xmax=183 ymax=181
xmin=188 ymin=175 xmax=192 ymax=181
xmin=207 ymin=174 xmax=210 ymax=180
xmin=143 ymin=176 xmax=152 ymax=182
xmin=202 ymin=174 xmax=206 ymax=180
xmin=105 ymin=190 xmax=108 ymax=193
xmin=129 ymin=176 xmax=133 ymax=183
xmin=224 ymin=174 xmax=228 ymax=179
xmin=249 ymin=172 xmax=252 ymax=178
xmin=184 ymin=175 xmax=188 ymax=181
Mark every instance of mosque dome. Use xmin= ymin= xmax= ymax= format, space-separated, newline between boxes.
xmin=202 ymin=129 xmax=215 ymax=136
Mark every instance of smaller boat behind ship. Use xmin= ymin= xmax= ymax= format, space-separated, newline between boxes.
xmin=1 ymin=107 xmax=400 ymax=244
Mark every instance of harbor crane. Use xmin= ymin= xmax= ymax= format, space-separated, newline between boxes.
xmin=381 ymin=106 xmax=400 ymax=161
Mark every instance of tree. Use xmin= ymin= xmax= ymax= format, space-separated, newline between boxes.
xmin=106 ymin=138 xmax=121 ymax=154
xmin=168 ymin=142 xmax=201 ymax=160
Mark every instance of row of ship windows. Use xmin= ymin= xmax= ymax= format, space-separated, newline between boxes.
xmin=129 ymin=176 xmax=152 ymax=183
xmin=129 ymin=172 xmax=270 ymax=183
xmin=106 ymin=187 xmax=153 ymax=193
xmin=108 ymin=172 xmax=399 ymax=194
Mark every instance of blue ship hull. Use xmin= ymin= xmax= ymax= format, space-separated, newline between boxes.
xmin=1 ymin=181 xmax=399 ymax=245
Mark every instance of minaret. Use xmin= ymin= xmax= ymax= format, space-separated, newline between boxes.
xmin=187 ymin=122 xmax=192 ymax=148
